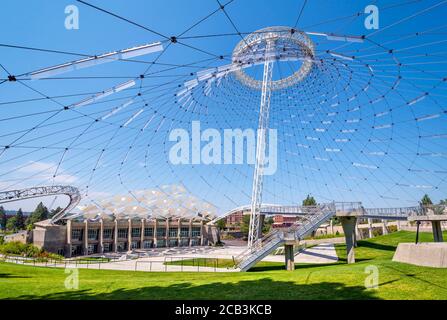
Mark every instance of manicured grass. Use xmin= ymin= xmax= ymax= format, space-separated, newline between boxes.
xmin=73 ymin=257 xmax=111 ymax=264
xmin=165 ymin=257 xmax=236 ymax=269
xmin=1 ymin=231 xmax=447 ymax=300
xmin=304 ymin=233 xmax=344 ymax=240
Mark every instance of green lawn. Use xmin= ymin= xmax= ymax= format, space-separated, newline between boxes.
xmin=165 ymin=257 xmax=236 ymax=268
xmin=1 ymin=231 xmax=447 ymax=300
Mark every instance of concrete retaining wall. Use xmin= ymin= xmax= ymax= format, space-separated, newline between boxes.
xmin=393 ymin=242 xmax=447 ymax=268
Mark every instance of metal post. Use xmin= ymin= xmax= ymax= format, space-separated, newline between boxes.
xmin=415 ymin=221 xmax=420 ymax=244
xmin=248 ymin=39 xmax=275 ymax=248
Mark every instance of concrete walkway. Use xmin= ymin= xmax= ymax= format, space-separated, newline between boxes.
xmin=2 ymin=243 xmax=339 ymax=272
xmin=263 ymin=243 xmax=338 ymax=264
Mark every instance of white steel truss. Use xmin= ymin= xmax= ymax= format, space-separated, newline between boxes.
xmin=247 ymin=39 xmax=275 ymax=248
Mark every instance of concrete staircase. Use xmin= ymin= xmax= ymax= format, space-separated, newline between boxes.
xmin=234 ymin=203 xmax=336 ymax=271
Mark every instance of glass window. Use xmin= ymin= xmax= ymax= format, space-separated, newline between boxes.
xmin=103 ymin=228 xmax=113 ymax=239
xmin=180 ymin=227 xmax=189 ymax=237
xmin=87 ymin=244 xmax=97 ymax=254
xmin=117 ymin=242 xmax=127 ymax=252
xmin=71 ymin=244 xmax=83 ymax=256
xmin=103 ymin=243 xmax=113 ymax=252
xmin=169 ymin=239 xmax=178 ymax=247
xmin=191 ymin=239 xmax=200 ymax=246
xmin=71 ymin=229 xmax=83 ymax=241
xmin=157 ymin=227 xmax=166 ymax=237
xmin=144 ymin=227 xmax=153 ymax=237
xmin=157 ymin=239 xmax=166 ymax=247
xmin=118 ymin=228 xmax=128 ymax=239
xmin=143 ymin=240 xmax=153 ymax=249
xmin=191 ymin=226 xmax=201 ymax=237
xmin=180 ymin=238 xmax=189 ymax=246
xmin=131 ymin=241 xmax=140 ymax=249
xmin=131 ymin=227 xmax=141 ymax=238
xmin=169 ymin=227 xmax=178 ymax=237
xmin=88 ymin=229 xmax=99 ymax=241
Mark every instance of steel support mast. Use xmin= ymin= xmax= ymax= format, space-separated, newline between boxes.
xmin=248 ymin=40 xmax=275 ymax=248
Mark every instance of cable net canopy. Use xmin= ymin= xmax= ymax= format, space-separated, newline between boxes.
xmin=0 ymin=1 xmax=446 ymax=217
xmin=68 ymin=185 xmax=217 ymax=222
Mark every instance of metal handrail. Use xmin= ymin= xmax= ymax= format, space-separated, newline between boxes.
xmin=234 ymin=203 xmax=336 ymax=269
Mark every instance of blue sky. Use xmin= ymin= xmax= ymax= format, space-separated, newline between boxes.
xmin=0 ymin=0 xmax=446 ymax=213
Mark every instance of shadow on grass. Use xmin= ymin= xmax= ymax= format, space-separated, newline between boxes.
xmin=249 ymin=262 xmax=353 ymax=272
xmin=381 ymin=264 xmax=447 ymax=291
xmin=8 ymin=278 xmax=381 ymax=300
xmin=333 ymin=257 xmax=372 ymax=264
xmin=0 ymin=273 xmax=30 ymax=279
xmin=357 ymin=241 xmax=397 ymax=252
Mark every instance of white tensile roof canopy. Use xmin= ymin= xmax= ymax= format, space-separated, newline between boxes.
xmin=67 ymin=185 xmax=217 ymax=222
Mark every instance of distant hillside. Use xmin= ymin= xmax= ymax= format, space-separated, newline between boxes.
xmin=4 ymin=210 xmax=32 ymax=216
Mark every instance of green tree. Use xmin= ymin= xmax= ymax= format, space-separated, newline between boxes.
xmin=15 ymin=208 xmax=26 ymax=230
xmin=6 ymin=216 xmax=17 ymax=231
xmin=302 ymin=195 xmax=317 ymax=206
xmin=439 ymin=199 xmax=447 ymax=205
xmin=0 ymin=206 xmax=6 ymax=230
xmin=49 ymin=206 xmax=63 ymax=219
xmin=420 ymin=194 xmax=433 ymax=206
xmin=216 ymin=219 xmax=226 ymax=231
xmin=241 ymin=214 xmax=251 ymax=237
xmin=26 ymin=202 xmax=49 ymax=228
xmin=262 ymin=216 xmax=273 ymax=233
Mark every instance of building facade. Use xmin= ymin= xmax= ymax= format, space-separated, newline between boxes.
xmin=34 ymin=217 xmax=217 ymax=257
xmin=272 ymin=215 xmax=298 ymax=228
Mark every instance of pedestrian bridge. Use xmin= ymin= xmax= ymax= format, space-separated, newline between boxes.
xmin=210 ymin=202 xmax=432 ymax=225
xmin=227 ymin=202 xmax=447 ymax=271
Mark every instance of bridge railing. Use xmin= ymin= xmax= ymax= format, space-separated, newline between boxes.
xmin=364 ymin=206 xmax=421 ymax=217
xmin=364 ymin=205 xmax=447 ymax=218
xmin=233 ymin=202 xmax=336 ymax=269
xmin=334 ymin=202 xmax=363 ymax=214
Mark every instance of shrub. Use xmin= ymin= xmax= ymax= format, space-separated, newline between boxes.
xmin=0 ymin=241 xmax=42 ymax=257
xmin=372 ymin=228 xmax=382 ymax=237
xmin=387 ymin=225 xmax=398 ymax=233
xmin=221 ymin=233 xmax=235 ymax=240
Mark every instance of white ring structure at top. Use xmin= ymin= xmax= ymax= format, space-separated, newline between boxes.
xmin=231 ymin=26 xmax=315 ymax=90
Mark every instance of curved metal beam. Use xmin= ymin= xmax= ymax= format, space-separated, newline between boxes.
xmin=0 ymin=185 xmax=81 ymax=223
